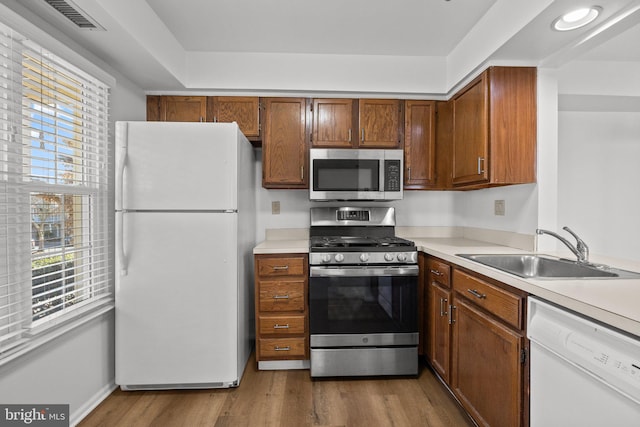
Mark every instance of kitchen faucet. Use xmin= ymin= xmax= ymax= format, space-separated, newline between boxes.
xmin=536 ymin=226 xmax=590 ymax=263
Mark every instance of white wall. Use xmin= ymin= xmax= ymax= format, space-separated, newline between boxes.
xmin=557 ymin=110 xmax=640 ymax=262
xmin=0 ymin=312 xmax=115 ymax=425
xmin=454 ymin=184 xmax=538 ymax=234
xmin=253 ymin=150 xmax=458 ymax=241
xmin=556 ymin=60 xmax=640 ymax=262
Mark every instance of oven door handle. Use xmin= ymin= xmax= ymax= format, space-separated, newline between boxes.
xmin=310 ymin=265 xmax=419 ymax=277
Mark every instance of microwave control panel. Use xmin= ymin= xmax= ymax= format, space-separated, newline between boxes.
xmin=384 ymin=160 xmax=401 ymax=191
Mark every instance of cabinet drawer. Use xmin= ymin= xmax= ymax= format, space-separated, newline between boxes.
xmin=453 ymin=269 xmax=523 ymax=329
xmin=258 ymin=314 xmax=306 ymax=335
xmin=427 ymin=258 xmax=451 ymax=288
xmin=258 ymin=337 xmax=307 ymax=358
xmin=257 ymin=256 xmax=306 ymax=277
xmin=258 ymin=281 xmax=305 ymax=312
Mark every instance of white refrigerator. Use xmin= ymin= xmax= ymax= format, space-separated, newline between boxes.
xmin=114 ymin=121 xmax=255 ymax=390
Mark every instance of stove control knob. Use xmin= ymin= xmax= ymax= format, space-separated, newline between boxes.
xmin=334 ymin=253 xmax=345 ymax=262
xmin=321 ymin=254 xmax=331 ymax=263
xmin=359 ymin=253 xmax=369 ymax=262
xmin=384 ymin=253 xmax=394 ymax=262
xmin=397 ymin=253 xmax=407 ymax=262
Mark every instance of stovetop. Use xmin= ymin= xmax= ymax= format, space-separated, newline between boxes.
xmin=308 ymin=206 xmax=417 ymax=265
xmin=310 ymin=235 xmax=416 ymax=252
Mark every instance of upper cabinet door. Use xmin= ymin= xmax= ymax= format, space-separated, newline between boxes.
xmin=161 ymin=96 xmax=208 ymax=122
xmin=358 ymin=99 xmax=401 ymax=148
xmin=452 ymin=74 xmax=489 ymax=186
xmin=146 ymin=96 xmax=161 ymax=121
xmin=452 ymin=67 xmax=537 ymax=189
xmin=404 ymin=100 xmax=436 ymax=189
xmin=311 ymin=99 xmax=356 ymax=148
xmin=210 ymin=96 xmax=260 ymax=138
xmin=262 ymin=98 xmax=309 ymax=189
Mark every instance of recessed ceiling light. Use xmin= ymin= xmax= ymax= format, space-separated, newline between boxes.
xmin=552 ymin=6 xmax=602 ymax=31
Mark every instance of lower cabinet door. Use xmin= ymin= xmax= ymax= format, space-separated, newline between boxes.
xmin=451 ymin=298 xmax=524 ymax=427
xmin=427 ymin=282 xmax=451 ymax=382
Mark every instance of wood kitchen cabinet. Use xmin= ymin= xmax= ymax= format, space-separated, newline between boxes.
xmin=254 ymin=254 xmax=309 ymax=366
xmin=433 ymin=100 xmax=454 ymax=189
xmin=358 ymin=99 xmax=402 ymax=148
xmin=452 ymin=67 xmax=536 ymax=188
xmin=450 ymin=268 xmax=528 ymax=427
xmin=311 ymin=98 xmax=357 ymax=148
xmin=425 ymin=256 xmax=452 ymax=383
xmin=207 ymin=96 xmax=261 ymax=139
xmin=404 ymin=100 xmax=436 ymax=189
xmin=146 ymin=95 xmax=261 ymax=141
xmin=150 ymin=95 xmax=207 ymax=122
xmin=424 ymin=257 xmax=529 ymax=427
xmin=262 ymin=97 xmax=310 ymax=189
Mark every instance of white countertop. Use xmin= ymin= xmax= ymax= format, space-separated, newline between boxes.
xmin=253 ymin=239 xmax=309 ymax=254
xmin=253 ymin=235 xmax=640 ymax=338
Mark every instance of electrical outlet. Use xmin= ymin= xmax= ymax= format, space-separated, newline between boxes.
xmin=272 ymin=201 xmax=280 ymax=215
xmin=494 ymin=200 xmax=505 ymax=216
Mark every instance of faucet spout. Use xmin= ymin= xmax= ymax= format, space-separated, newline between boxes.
xmin=536 ymin=227 xmax=589 ymax=263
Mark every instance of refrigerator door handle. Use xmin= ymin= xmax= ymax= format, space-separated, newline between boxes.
xmin=115 ymin=122 xmax=128 ymax=211
xmin=116 ymin=211 xmax=128 ymax=276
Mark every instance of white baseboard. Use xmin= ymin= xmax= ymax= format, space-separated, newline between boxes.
xmin=70 ymin=381 xmax=117 ymax=427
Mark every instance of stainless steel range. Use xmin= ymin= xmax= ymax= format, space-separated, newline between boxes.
xmin=308 ymin=206 xmax=419 ymax=377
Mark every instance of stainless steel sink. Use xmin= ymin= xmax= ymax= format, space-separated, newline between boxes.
xmin=457 ymin=254 xmax=640 ymax=279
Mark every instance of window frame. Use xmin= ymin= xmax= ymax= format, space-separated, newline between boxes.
xmin=0 ymin=19 xmax=112 ymax=358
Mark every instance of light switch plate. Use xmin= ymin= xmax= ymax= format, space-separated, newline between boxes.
xmin=272 ymin=201 xmax=280 ymax=215
xmin=494 ymin=200 xmax=505 ymax=216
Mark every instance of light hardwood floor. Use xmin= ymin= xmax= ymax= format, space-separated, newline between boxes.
xmin=79 ymin=355 xmax=474 ymax=427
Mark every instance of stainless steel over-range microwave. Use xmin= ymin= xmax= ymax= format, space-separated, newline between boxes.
xmin=309 ymin=148 xmax=404 ymax=201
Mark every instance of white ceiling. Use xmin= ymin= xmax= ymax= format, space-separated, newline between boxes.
xmin=6 ymin=0 xmax=640 ymax=93
xmin=145 ymin=0 xmax=497 ymax=56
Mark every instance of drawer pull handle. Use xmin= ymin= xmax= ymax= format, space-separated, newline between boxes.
xmin=273 ymin=295 xmax=290 ymax=300
xmin=271 ymin=265 xmax=289 ymax=271
xmin=430 ymin=269 xmax=442 ymax=276
xmin=274 ymin=346 xmax=291 ymax=351
xmin=467 ymin=289 xmax=486 ymax=299
xmin=273 ymin=324 xmax=290 ymax=329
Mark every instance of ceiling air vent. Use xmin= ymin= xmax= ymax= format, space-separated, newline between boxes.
xmin=43 ymin=0 xmax=105 ymax=30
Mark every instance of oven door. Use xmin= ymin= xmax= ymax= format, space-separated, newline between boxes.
xmin=309 ymin=265 xmax=418 ymax=347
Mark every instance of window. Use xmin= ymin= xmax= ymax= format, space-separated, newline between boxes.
xmin=0 ymin=20 xmax=111 ymax=356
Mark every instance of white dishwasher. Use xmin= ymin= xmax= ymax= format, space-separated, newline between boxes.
xmin=527 ymin=297 xmax=640 ymax=427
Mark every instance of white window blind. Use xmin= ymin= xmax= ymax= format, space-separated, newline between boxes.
xmin=0 ymin=20 xmax=111 ymax=356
